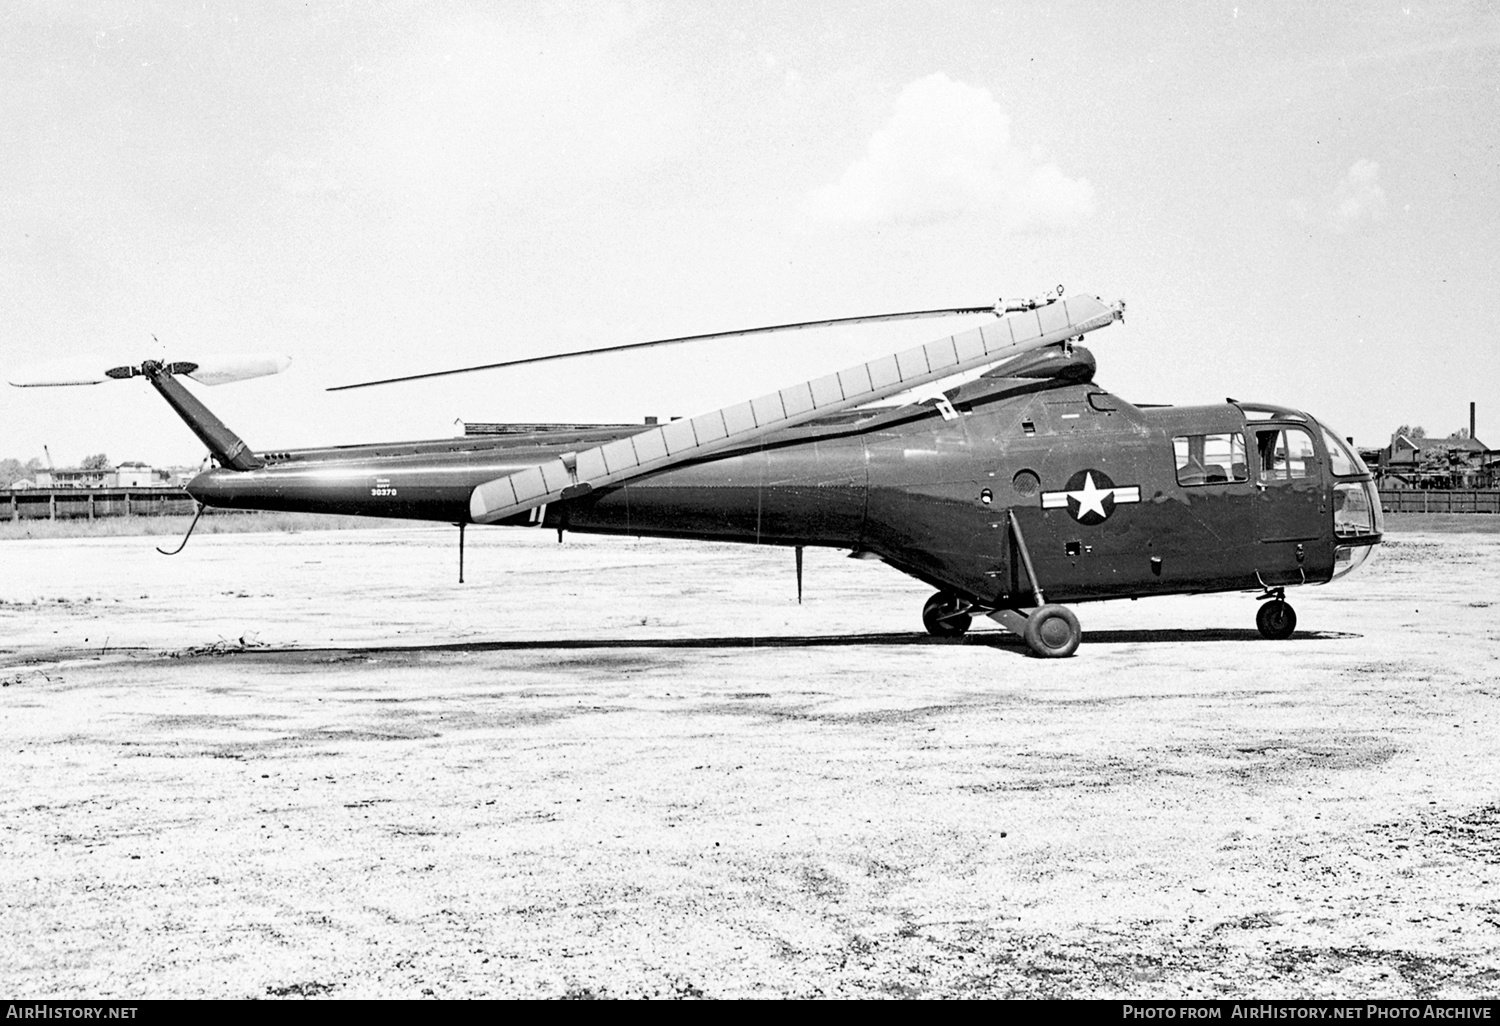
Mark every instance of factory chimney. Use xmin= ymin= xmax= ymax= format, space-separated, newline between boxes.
xmin=1472 ymin=402 xmax=1477 ymax=442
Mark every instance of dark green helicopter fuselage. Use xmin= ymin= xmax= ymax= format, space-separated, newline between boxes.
xmin=186 ymin=346 xmax=1383 ymax=610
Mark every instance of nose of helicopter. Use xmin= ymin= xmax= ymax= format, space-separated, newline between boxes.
xmin=1329 ymin=478 xmax=1383 ymax=581
xmin=1304 ymin=418 xmax=1383 ymax=582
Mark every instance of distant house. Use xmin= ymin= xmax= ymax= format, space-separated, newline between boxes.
xmin=29 ymin=462 xmax=178 ymax=489
xmin=114 ymin=461 xmax=174 ymax=488
xmin=1387 ymin=434 xmax=1422 ymax=466
xmin=1446 ymin=436 xmax=1497 ymax=489
xmin=1373 ymin=431 xmax=1495 ymax=489
xmin=34 ymin=467 xmax=112 ymax=488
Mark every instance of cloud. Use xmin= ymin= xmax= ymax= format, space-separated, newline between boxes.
xmin=806 ymin=73 xmax=1096 ymax=228
xmin=1290 ymin=159 xmax=1388 ymax=233
xmin=1330 ymin=159 xmax=1389 ymax=230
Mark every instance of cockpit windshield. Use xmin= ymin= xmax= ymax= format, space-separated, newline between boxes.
xmin=1299 ymin=419 xmax=1383 ymax=582
xmin=1319 ymin=425 xmax=1369 ymax=477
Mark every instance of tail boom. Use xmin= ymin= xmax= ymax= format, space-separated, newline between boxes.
xmin=141 ymin=361 xmax=262 ymax=471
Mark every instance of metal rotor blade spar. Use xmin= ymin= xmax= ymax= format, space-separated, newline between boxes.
xmin=327 ymin=306 xmax=1000 ymax=392
xmin=467 ymin=293 xmax=1125 ymax=525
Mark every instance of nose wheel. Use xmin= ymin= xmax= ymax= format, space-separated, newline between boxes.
xmin=922 ymin=591 xmax=973 ymax=637
xmin=1255 ymin=592 xmax=1297 ymax=640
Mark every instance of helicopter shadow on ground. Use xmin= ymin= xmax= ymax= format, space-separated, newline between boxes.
xmin=206 ymin=627 xmax=1361 ymax=662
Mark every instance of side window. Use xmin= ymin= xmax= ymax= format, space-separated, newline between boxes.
xmin=1174 ymin=432 xmax=1248 ymax=485
xmin=1256 ymin=427 xmax=1318 ymax=481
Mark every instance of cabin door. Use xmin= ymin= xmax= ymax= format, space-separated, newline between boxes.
xmin=1252 ymin=424 xmax=1326 ymax=583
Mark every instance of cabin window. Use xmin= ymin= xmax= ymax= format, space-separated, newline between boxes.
xmin=1173 ymin=433 xmax=1248 ymax=485
xmin=1256 ymin=427 xmax=1318 ymax=481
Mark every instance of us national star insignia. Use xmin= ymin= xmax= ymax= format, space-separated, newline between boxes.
xmin=1041 ymin=469 xmax=1141 ymax=526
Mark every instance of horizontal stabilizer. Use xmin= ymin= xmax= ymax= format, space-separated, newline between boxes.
xmin=8 ymin=353 xmax=291 ymax=388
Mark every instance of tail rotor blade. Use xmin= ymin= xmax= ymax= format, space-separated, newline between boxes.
xmin=176 ymin=353 xmax=292 ymax=386
xmin=7 ymin=358 xmax=117 ymax=387
xmin=8 ymin=353 xmax=291 ymax=388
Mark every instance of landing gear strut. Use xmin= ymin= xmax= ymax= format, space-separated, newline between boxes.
xmin=922 ymin=591 xmax=973 ymax=638
xmin=978 ymin=512 xmax=1082 ymax=657
xmin=1255 ymin=588 xmax=1297 ymax=640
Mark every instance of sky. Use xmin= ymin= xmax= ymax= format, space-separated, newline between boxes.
xmin=3 ymin=0 xmax=1497 ymax=468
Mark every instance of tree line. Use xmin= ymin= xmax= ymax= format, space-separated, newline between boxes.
xmin=1393 ymin=426 xmax=1473 ymax=442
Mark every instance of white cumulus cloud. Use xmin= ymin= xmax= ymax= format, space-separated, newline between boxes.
xmin=806 ymin=73 xmax=1096 ymax=228
xmin=1291 ymin=159 xmax=1389 ymax=233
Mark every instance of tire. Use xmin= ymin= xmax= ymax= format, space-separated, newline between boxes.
xmin=922 ymin=591 xmax=972 ymax=638
xmin=1256 ymin=599 xmax=1297 ymax=640
xmin=1023 ymin=604 xmax=1081 ymax=658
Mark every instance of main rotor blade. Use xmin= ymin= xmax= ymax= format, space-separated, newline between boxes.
xmin=327 ymin=306 xmax=999 ymax=392
xmin=468 ymin=293 xmax=1126 ymax=526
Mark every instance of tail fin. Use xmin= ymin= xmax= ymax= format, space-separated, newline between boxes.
xmin=9 ymin=353 xmax=290 ymax=472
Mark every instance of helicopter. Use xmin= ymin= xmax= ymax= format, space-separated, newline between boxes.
xmin=9 ymin=290 xmax=1384 ymax=657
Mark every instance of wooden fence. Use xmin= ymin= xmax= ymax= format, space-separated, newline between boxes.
xmin=1378 ymin=489 xmax=1500 ymax=514
xmin=5 ymin=487 xmax=213 ymax=521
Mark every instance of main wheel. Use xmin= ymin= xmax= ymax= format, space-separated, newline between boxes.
xmin=922 ymin=591 xmax=972 ymax=638
xmin=1023 ymin=604 xmax=1081 ymax=658
xmin=1256 ymin=599 xmax=1297 ymax=640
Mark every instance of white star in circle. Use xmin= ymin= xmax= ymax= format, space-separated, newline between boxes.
xmin=1068 ymin=473 xmax=1112 ymax=521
